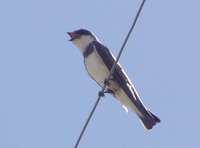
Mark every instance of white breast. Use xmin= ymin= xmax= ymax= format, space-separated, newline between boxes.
xmin=84 ymin=49 xmax=140 ymax=114
xmin=84 ymin=51 xmax=110 ymax=87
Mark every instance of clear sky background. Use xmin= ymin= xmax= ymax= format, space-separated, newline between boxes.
xmin=0 ymin=0 xmax=200 ymax=148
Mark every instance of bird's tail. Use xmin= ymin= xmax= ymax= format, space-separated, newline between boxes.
xmin=114 ymin=87 xmax=160 ymax=129
xmin=137 ymin=110 xmax=160 ymax=130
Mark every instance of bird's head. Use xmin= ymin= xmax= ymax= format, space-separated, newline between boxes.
xmin=68 ymin=29 xmax=97 ymax=51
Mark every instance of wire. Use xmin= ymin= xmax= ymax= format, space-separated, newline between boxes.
xmin=74 ymin=0 xmax=146 ymax=147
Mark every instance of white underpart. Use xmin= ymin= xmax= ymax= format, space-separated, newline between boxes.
xmin=85 ymin=51 xmax=110 ymax=86
xmin=85 ymin=51 xmax=142 ymax=115
xmin=72 ymin=35 xmax=142 ymax=115
xmin=122 ymin=105 xmax=129 ymax=113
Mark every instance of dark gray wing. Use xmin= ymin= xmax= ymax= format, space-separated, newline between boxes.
xmin=92 ymin=41 xmax=149 ymax=114
xmin=90 ymin=41 xmax=160 ymax=129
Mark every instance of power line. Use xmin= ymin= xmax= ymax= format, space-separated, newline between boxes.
xmin=74 ymin=0 xmax=146 ymax=147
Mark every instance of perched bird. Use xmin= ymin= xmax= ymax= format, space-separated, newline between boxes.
xmin=68 ymin=29 xmax=160 ymax=130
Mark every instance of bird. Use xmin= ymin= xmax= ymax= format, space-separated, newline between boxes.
xmin=68 ymin=29 xmax=160 ymax=130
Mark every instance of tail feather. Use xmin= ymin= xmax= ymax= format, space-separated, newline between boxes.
xmin=114 ymin=87 xmax=160 ymax=130
xmin=139 ymin=110 xmax=160 ymax=130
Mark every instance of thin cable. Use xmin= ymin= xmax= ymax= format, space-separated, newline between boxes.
xmin=74 ymin=0 xmax=146 ymax=147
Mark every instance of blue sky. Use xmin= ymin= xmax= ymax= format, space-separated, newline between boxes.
xmin=0 ymin=0 xmax=200 ymax=147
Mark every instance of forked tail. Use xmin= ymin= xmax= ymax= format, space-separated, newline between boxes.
xmin=138 ymin=110 xmax=160 ymax=130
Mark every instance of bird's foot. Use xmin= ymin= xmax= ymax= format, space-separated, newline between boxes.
xmin=98 ymin=91 xmax=105 ymax=97
xmin=104 ymin=77 xmax=114 ymax=86
xmin=104 ymin=78 xmax=110 ymax=86
xmin=104 ymin=89 xmax=114 ymax=95
xmin=98 ymin=89 xmax=114 ymax=98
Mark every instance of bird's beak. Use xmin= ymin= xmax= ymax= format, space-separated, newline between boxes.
xmin=67 ymin=32 xmax=80 ymax=41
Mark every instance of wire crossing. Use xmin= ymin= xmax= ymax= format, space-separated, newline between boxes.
xmin=74 ymin=0 xmax=146 ymax=147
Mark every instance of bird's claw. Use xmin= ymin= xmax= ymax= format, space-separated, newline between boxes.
xmin=104 ymin=89 xmax=114 ymax=94
xmin=104 ymin=78 xmax=110 ymax=86
xmin=98 ymin=91 xmax=105 ymax=97
xmin=99 ymin=78 xmax=114 ymax=97
xmin=98 ymin=89 xmax=114 ymax=97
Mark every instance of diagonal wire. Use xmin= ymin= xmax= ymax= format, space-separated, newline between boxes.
xmin=74 ymin=0 xmax=146 ymax=147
